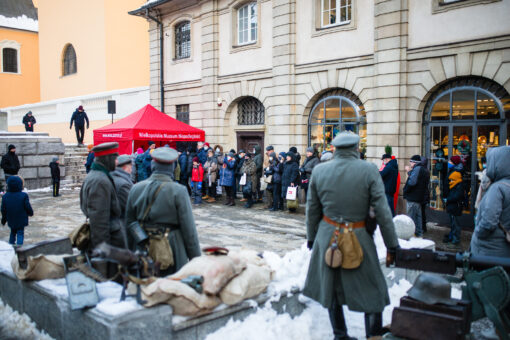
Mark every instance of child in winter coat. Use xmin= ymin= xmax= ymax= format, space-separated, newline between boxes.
xmin=191 ymin=157 xmax=204 ymax=204
xmin=49 ymin=157 xmax=61 ymax=197
xmin=1 ymin=176 xmax=34 ymax=246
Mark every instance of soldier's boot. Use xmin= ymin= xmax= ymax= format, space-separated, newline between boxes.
xmin=328 ymin=304 xmax=356 ymax=340
xmin=365 ymin=312 xmax=385 ymax=339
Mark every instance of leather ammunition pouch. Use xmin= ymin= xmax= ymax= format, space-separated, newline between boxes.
xmin=323 ymin=216 xmax=364 ymax=269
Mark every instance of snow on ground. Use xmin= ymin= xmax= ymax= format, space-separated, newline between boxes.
xmin=0 ymin=298 xmax=54 ymax=340
xmin=0 ymin=14 xmax=38 ymax=32
xmin=374 ymin=227 xmax=435 ymax=261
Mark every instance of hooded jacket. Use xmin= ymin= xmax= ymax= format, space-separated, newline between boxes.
xmin=380 ymin=158 xmax=399 ymax=196
xmin=253 ymin=145 xmax=263 ymax=176
xmin=446 ymin=171 xmax=463 ymax=216
xmin=471 ymin=146 xmax=510 ymax=257
xmin=219 ymin=155 xmax=236 ymax=187
xmin=22 ymin=114 xmax=36 ymax=129
xmin=1 ymin=176 xmax=33 ymax=228
xmin=1 ymin=150 xmax=20 ymax=175
xmin=70 ymin=109 xmax=90 ymax=129
xmin=49 ymin=159 xmax=60 ymax=181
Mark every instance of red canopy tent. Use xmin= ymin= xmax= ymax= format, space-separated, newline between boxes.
xmin=93 ymin=104 xmax=205 ymax=154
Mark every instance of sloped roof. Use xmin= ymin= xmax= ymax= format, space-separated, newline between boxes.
xmin=0 ymin=0 xmax=37 ymax=20
xmin=128 ymin=0 xmax=173 ymax=16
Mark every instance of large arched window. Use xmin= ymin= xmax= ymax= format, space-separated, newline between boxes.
xmin=423 ymin=76 xmax=510 ymax=225
xmin=62 ymin=44 xmax=77 ymax=76
xmin=308 ymin=89 xmax=366 ymax=153
xmin=238 ymin=97 xmax=264 ymax=125
xmin=175 ymin=21 xmax=191 ymax=59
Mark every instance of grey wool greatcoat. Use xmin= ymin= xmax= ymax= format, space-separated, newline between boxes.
xmin=80 ymin=164 xmax=127 ymax=250
xmin=303 ymin=147 xmax=399 ymax=313
xmin=125 ymin=171 xmax=201 ymax=272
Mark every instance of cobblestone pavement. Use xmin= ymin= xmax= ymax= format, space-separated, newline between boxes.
xmin=0 ymin=188 xmax=306 ymax=255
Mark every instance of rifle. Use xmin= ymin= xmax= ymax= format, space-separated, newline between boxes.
xmin=390 ymin=248 xmax=510 ymax=340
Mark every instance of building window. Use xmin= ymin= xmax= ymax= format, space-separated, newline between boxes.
xmin=423 ymin=76 xmax=509 ymax=223
xmin=176 ymin=104 xmax=190 ymax=124
xmin=2 ymin=48 xmax=18 ymax=73
xmin=321 ymin=0 xmax=351 ymax=28
xmin=238 ymin=97 xmax=264 ymax=125
xmin=308 ymin=89 xmax=366 ymax=153
xmin=237 ymin=2 xmax=257 ymax=45
xmin=175 ymin=21 xmax=191 ymax=60
xmin=62 ymin=44 xmax=77 ymax=76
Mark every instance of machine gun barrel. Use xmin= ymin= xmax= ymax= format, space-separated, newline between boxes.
xmin=395 ymin=248 xmax=510 ymax=274
xmin=91 ymin=242 xmax=139 ymax=267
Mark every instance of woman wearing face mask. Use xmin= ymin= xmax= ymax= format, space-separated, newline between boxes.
xmin=203 ymin=149 xmax=219 ymax=203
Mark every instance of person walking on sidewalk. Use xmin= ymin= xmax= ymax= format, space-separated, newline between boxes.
xmin=49 ymin=157 xmax=61 ymax=197
xmin=1 ymin=145 xmax=20 ymax=183
xmin=1 ymin=176 xmax=34 ymax=247
xmin=22 ymin=111 xmax=36 ymax=132
xmin=70 ymin=105 xmax=89 ymax=146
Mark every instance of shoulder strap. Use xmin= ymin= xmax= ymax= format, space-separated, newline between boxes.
xmin=142 ymin=182 xmax=166 ymax=223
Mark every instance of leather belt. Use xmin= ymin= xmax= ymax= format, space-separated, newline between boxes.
xmin=143 ymin=224 xmax=179 ymax=235
xmin=322 ymin=216 xmax=365 ymax=230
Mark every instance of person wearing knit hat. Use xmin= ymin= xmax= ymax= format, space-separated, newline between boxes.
xmin=443 ymin=167 xmax=464 ymax=246
xmin=403 ymin=154 xmax=429 ymax=237
xmin=1 ymin=144 xmax=20 ymax=183
xmin=300 ymin=146 xmax=320 ymax=202
xmin=84 ymin=144 xmax=95 ymax=174
xmin=80 ymin=142 xmax=127 ymax=277
xmin=70 ymin=105 xmax=90 ymax=146
xmin=126 ymin=147 xmax=201 ymax=276
xmin=111 ymin=155 xmax=134 ymax=224
xmin=22 ymin=111 xmax=36 ymax=132
xmin=49 ymin=156 xmax=61 ymax=197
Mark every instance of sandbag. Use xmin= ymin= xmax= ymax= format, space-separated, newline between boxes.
xmin=171 ymin=255 xmax=246 ymax=295
xmin=141 ymin=278 xmax=221 ymax=316
xmin=11 ymin=254 xmax=66 ymax=281
xmin=228 ymin=249 xmax=267 ymax=267
xmin=219 ymin=264 xmax=272 ymax=305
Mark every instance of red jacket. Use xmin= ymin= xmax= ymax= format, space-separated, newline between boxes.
xmin=191 ymin=164 xmax=204 ymax=182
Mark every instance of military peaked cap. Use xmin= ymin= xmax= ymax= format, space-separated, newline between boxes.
xmin=116 ymin=155 xmax=131 ymax=167
xmin=152 ymin=147 xmax=178 ymax=164
xmin=92 ymin=142 xmax=119 ymax=156
xmin=331 ymin=131 xmax=360 ymax=148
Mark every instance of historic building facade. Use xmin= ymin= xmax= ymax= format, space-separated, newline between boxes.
xmin=132 ymin=0 xmax=510 ymax=220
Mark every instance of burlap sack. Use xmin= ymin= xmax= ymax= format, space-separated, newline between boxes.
xmin=171 ymin=255 xmax=246 ymax=295
xmin=11 ymin=254 xmax=66 ymax=281
xmin=219 ymin=264 xmax=272 ymax=305
xmin=141 ymin=278 xmax=221 ymax=316
xmin=228 ymin=249 xmax=268 ymax=267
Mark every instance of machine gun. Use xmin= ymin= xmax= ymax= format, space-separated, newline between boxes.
xmin=389 ymin=248 xmax=510 ymax=340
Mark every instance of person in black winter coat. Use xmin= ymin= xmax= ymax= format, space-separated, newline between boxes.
xmin=289 ymin=146 xmax=301 ymax=165
xmin=22 ymin=111 xmax=36 ymax=132
xmin=1 ymin=145 xmax=21 ymax=183
xmin=268 ymin=152 xmax=283 ymax=211
xmin=282 ymin=152 xmax=300 ymax=211
xmin=70 ymin=105 xmax=90 ymax=146
xmin=49 ymin=157 xmax=61 ymax=197
xmin=403 ymin=155 xmax=429 ymax=237
xmin=300 ymin=147 xmax=320 ymax=201
xmin=1 ymin=176 xmax=33 ymax=246
xmin=178 ymin=149 xmax=190 ymax=194
xmin=235 ymin=150 xmax=246 ymax=200
xmin=379 ymin=154 xmax=399 ymax=216
xmin=420 ymin=156 xmax=431 ymax=232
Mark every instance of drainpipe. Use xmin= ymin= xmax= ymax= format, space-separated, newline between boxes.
xmin=146 ymin=9 xmax=165 ymax=112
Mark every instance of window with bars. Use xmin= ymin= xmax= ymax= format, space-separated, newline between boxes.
xmin=63 ymin=44 xmax=77 ymax=76
xmin=237 ymin=2 xmax=257 ymax=45
xmin=321 ymin=0 xmax=352 ymax=28
xmin=238 ymin=97 xmax=264 ymax=125
xmin=176 ymin=104 xmax=190 ymax=124
xmin=175 ymin=21 xmax=191 ymax=59
xmin=2 ymin=48 xmax=18 ymax=73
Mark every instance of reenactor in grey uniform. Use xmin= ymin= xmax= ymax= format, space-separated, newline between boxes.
xmin=80 ymin=142 xmax=128 ymax=277
xmin=303 ymin=132 xmax=399 ymax=339
xmin=110 ymin=155 xmax=134 ymax=220
xmin=126 ymin=147 xmax=201 ymax=276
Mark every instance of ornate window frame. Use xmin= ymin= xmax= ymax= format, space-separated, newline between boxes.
xmin=313 ymin=0 xmax=356 ymax=37
xmin=230 ymin=0 xmax=261 ymax=53
xmin=432 ymin=0 xmax=501 ymax=14
xmin=0 ymin=40 xmax=21 ymax=74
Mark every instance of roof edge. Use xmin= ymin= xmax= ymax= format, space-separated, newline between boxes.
xmin=128 ymin=0 xmax=173 ymax=16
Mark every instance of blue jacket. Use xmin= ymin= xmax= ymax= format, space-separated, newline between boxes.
xmin=1 ymin=176 xmax=33 ymax=229
xmin=135 ymin=153 xmax=147 ymax=181
xmin=70 ymin=110 xmax=90 ymax=128
xmin=142 ymin=150 xmax=153 ymax=179
xmin=85 ymin=152 xmax=95 ymax=173
xmin=197 ymin=148 xmax=208 ymax=165
xmin=219 ymin=156 xmax=236 ymax=187
xmin=178 ymin=153 xmax=188 ymax=179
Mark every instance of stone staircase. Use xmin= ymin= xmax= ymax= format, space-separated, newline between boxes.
xmin=63 ymin=144 xmax=89 ymax=185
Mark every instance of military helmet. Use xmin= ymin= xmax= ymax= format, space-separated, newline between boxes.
xmin=407 ymin=273 xmax=456 ymax=305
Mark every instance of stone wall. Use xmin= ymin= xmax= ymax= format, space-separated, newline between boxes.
xmin=0 ymin=132 xmax=65 ymax=189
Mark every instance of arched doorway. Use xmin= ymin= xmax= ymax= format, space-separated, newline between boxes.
xmin=423 ymin=77 xmax=510 ymax=227
xmin=308 ymin=89 xmax=366 ymax=153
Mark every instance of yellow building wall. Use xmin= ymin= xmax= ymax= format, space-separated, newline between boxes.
xmin=0 ymin=27 xmax=40 ymax=108
xmin=104 ymin=0 xmax=149 ymax=91
xmin=38 ymin=0 xmax=107 ymax=101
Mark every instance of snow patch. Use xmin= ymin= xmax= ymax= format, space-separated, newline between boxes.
xmin=0 ymin=14 xmax=38 ymax=32
xmin=0 ymin=297 xmax=54 ymax=340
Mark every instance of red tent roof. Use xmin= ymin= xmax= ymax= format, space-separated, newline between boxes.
xmin=93 ymin=104 xmax=205 ymax=154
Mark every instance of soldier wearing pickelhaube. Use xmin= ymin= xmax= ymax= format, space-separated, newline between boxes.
xmin=303 ymin=131 xmax=399 ymax=339
xmin=80 ymin=142 xmax=127 ymax=253
xmin=126 ymin=147 xmax=201 ymax=276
